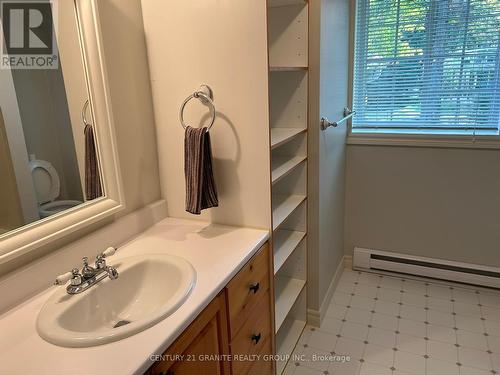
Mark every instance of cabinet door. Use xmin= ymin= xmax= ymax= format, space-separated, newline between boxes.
xmin=148 ymin=293 xmax=230 ymax=375
xmin=168 ymin=316 xmax=222 ymax=375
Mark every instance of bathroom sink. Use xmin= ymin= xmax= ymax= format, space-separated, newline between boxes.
xmin=37 ymin=254 xmax=196 ymax=347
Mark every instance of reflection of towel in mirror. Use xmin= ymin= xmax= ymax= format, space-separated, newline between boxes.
xmin=84 ymin=124 xmax=102 ymax=200
xmin=184 ymin=126 xmax=218 ymax=215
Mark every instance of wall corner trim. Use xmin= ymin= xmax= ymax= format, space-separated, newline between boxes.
xmin=307 ymin=255 xmax=352 ymax=327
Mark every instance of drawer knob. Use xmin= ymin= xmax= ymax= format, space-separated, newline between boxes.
xmin=251 ymin=333 xmax=262 ymax=345
xmin=249 ymin=282 xmax=260 ymax=294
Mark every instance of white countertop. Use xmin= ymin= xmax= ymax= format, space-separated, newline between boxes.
xmin=0 ymin=217 xmax=269 ymax=375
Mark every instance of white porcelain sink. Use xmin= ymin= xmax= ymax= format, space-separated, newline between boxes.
xmin=37 ymin=254 xmax=196 ymax=347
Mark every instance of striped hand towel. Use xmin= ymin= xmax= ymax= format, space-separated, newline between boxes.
xmin=84 ymin=124 xmax=102 ymax=200
xmin=184 ymin=126 xmax=218 ymax=214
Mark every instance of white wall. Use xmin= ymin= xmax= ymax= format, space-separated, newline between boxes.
xmin=141 ymin=0 xmax=271 ymax=229
xmin=345 ymin=145 xmax=500 ymax=267
xmin=308 ymin=0 xmax=350 ymax=313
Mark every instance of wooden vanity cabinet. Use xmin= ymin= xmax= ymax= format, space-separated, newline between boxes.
xmin=147 ymin=242 xmax=274 ymax=375
xmin=147 ymin=293 xmax=230 ymax=375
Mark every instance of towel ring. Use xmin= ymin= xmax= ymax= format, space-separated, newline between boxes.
xmin=179 ymin=85 xmax=216 ymax=130
xmin=82 ymin=100 xmax=91 ymax=127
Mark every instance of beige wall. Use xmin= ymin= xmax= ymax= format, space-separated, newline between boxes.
xmin=308 ymin=0 xmax=350 ymax=312
xmin=0 ymin=0 xmax=161 ymax=276
xmin=0 ymin=67 xmax=40 ymax=223
xmin=345 ymin=145 xmax=500 ymax=267
xmin=11 ymin=68 xmax=83 ymax=201
xmin=57 ymin=0 xmax=92 ymax=188
xmin=140 ymin=1 xmax=271 ymax=229
xmin=0 ymin=109 xmax=24 ymax=232
xmin=97 ymin=0 xmax=161 ymax=216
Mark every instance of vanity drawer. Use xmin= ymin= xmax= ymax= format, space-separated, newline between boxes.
xmin=230 ymin=291 xmax=272 ymax=375
xmin=226 ymin=243 xmax=270 ymax=339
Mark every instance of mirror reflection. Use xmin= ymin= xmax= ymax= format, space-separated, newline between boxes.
xmin=0 ymin=0 xmax=102 ymax=236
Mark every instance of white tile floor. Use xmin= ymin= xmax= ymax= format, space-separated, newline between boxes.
xmin=283 ymin=269 xmax=500 ymax=375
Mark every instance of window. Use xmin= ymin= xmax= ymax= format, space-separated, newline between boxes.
xmin=352 ymin=0 xmax=500 ymax=136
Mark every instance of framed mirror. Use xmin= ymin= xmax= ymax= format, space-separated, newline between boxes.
xmin=0 ymin=0 xmax=124 ymax=263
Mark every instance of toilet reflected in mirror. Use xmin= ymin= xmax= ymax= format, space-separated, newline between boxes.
xmin=28 ymin=155 xmax=84 ymax=219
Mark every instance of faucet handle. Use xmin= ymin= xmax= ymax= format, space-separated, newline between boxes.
xmin=54 ymin=271 xmax=73 ymax=286
xmin=102 ymin=247 xmax=116 ymax=257
xmin=54 ymin=268 xmax=81 ymax=286
xmin=95 ymin=247 xmax=116 ymax=269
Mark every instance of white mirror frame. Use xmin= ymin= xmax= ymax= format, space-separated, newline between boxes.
xmin=0 ymin=0 xmax=125 ymax=264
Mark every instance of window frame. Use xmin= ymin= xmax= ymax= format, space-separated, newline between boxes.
xmin=347 ymin=0 xmax=500 ymax=149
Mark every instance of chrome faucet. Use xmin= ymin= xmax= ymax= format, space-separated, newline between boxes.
xmin=54 ymin=247 xmax=119 ymax=295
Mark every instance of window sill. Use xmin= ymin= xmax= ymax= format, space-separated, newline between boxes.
xmin=347 ymin=133 xmax=500 ymax=150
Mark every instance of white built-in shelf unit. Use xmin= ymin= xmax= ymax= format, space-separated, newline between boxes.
xmin=267 ymin=0 xmax=309 ymax=373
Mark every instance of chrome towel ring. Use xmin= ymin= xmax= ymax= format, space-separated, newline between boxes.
xmin=179 ymin=84 xmax=216 ymax=130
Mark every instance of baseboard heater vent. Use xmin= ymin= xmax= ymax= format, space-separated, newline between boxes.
xmin=353 ymin=247 xmax=500 ymax=289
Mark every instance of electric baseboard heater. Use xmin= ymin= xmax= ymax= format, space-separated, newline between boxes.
xmin=353 ymin=247 xmax=500 ymax=289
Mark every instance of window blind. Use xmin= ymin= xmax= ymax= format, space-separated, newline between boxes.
xmin=352 ymin=0 xmax=500 ymax=135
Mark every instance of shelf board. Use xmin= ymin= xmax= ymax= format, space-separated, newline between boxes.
xmin=272 ymin=194 xmax=306 ymax=230
xmin=271 ymin=128 xmax=307 ymax=149
xmin=268 ymin=0 xmax=308 ymax=8
xmin=272 ymin=155 xmax=306 ymax=184
xmin=276 ymin=318 xmax=307 ymax=374
xmin=270 ymin=66 xmax=308 ymax=72
xmin=273 ymin=230 xmax=306 ymax=274
xmin=274 ymin=276 xmax=306 ymax=332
